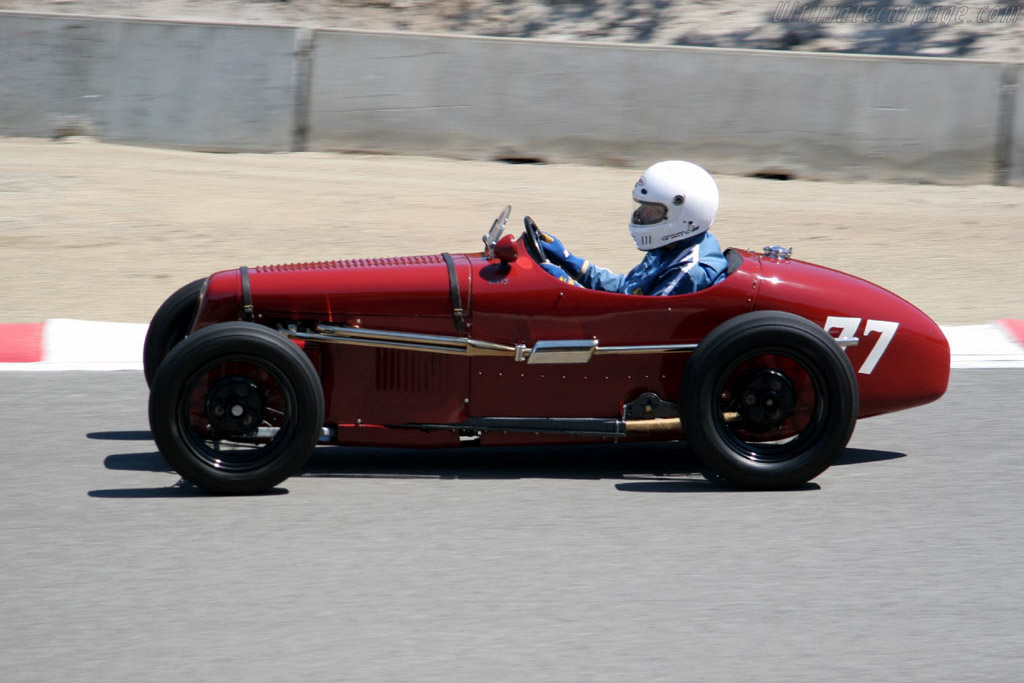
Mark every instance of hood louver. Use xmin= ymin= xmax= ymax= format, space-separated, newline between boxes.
xmin=255 ymin=254 xmax=445 ymax=273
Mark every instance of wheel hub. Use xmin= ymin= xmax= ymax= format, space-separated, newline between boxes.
xmin=206 ymin=376 xmax=265 ymax=438
xmin=737 ymin=369 xmax=796 ymax=432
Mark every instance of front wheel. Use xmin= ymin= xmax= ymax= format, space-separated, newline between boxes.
xmin=148 ymin=322 xmax=325 ymax=494
xmin=143 ymin=278 xmax=205 ymax=387
xmin=680 ymin=311 xmax=858 ymax=489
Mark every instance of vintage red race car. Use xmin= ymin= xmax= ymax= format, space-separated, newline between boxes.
xmin=145 ymin=207 xmax=949 ymax=494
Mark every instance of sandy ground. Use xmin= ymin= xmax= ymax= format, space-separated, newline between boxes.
xmin=1 ymin=136 xmax=1021 ymax=325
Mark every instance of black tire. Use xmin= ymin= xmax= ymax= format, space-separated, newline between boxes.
xmin=143 ymin=278 xmax=205 ymax=387
xmin=680 ymin=311 xmax=858 ymax=489
xmin=148 ymin=321 xmax=325 ymax=494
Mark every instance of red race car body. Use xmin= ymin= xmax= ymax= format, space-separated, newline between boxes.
xmin=147 ymin=208 xmax=949 ymax=494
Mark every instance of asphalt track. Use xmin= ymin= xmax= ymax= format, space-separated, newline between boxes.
xmin=2 ymin=369 xmax=1021 ymax=682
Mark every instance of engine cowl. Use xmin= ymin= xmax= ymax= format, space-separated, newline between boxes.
xmin=192 ymin=254 xmax=463 ymax=335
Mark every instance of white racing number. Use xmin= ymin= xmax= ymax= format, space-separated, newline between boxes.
xmin=824 ymin=316 xmax=900 ymax=375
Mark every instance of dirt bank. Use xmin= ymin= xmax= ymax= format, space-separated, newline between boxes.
xmin=1 ymin=137 xmax=1020 ymax=325
xmin=2 ymin=1 xmax=1022 ymax=61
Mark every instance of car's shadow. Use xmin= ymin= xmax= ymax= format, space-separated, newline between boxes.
xmin=88 ymin=430 xmax=905 ymax=497
xmin=87 ymin=430 xmax=155 ymax=442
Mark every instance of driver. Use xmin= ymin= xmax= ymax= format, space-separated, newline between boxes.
xmin=539 ymin=160 xmax=728 ymax=295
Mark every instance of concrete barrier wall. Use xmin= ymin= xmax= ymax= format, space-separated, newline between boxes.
xmin=0 ymin=12 xmax=1020 ymax=185
xmin=309 ymin=30 xmax=1007 ymax=184
xmin=1010 ymin=65 xmax=1024 ymax=186
xmin=0 ymin=13 xmax=299 ymax=151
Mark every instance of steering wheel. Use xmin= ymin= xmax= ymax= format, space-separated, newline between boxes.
xmin=522 ymin=215 xmax=549 ymax=264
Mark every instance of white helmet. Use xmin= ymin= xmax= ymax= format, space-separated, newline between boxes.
xmin=628 ymin=161 xmax=719 ymax=251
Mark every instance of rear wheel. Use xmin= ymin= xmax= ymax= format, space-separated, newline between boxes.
xmin=148 ymin=322 xmax=324 ymax=494
xmin=680 ymin=311 xmax=858 ymax=489
xmin=143 ymin=278 xmax=205 ymax=387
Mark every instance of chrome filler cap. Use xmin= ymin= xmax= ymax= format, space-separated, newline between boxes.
xmin=762 ymin=245 xmax=793 ymax=260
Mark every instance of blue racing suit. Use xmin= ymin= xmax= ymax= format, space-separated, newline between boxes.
xmin=543 ymin=232 xmax=728 ymax=296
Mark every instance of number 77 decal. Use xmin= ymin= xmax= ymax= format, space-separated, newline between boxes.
xmin=824 ymin=316 xmax=900 ymax=375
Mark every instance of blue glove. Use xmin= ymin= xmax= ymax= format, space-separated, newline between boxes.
xmin=540 ymin=232 xmax=588 ymax=279
xmin=541 ymin=262 xmax=583 ymax=287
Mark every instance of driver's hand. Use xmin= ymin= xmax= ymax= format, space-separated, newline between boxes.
xmin=541 ymin=262 xmax=583 ymax=287
xmin=540 ymin=232 xmax=588 ymax=279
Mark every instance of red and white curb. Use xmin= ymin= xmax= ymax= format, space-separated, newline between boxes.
xmin=944 ymin=320 xmax=1024 ymax=369
xmin=0 ymin=319 xmax=1023 ymax=371
xmin=0 ymin=319 xmax=147 ymax=371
